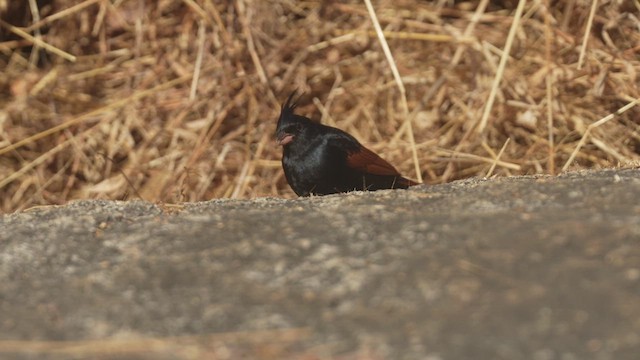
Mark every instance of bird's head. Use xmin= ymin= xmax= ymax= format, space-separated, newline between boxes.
xmin=275 ymin=92 xmax=315 ymax=147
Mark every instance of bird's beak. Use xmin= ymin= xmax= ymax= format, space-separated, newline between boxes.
xmin=277 ymin=133 xmax=294 ymax=146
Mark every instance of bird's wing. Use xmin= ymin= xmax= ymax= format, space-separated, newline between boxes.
xmin=345 ymin=145 xmax=402 ymax=177
xmin=324 ymin=130 xmax=402 ymax=176
xmin=326 ymin=132 xmax=419 ymax=186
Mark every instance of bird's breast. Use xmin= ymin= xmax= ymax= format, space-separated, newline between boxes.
xmin=282 ymin=139 xmax=338 ymax=195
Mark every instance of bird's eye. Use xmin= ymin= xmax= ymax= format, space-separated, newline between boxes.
xmin=285 ymin=124 xmax=302 ymax=134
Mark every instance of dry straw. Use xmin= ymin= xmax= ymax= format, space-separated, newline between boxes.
xmin=0 ymin=0 xmax=638 ymax=212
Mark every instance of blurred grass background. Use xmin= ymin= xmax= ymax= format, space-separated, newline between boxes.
xmin=0 ymin=0 xmax=638 ymax=213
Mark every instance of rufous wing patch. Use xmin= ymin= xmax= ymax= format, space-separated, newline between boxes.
xmin=346 ymin=146 xmax=402 ymax=176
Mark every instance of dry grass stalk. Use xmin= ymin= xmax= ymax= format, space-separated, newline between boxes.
xmin=0 ymin=0 xmax=638 ymax=213
xmin=578 ymin=0 xmax=599 ymax=70
xmin=24 ymin=0 xmax=101 ymax=32
xmin=0 ymin=18 xmax=75 ymax=61
xmin=477 ymin=0 xmax=527 ymax=134
xmin=363 ymin=0 xmax=421 ymax=182
xmin=562 ymin=97 xmax=640 ymax=171
xmin=543 ymin=0 xmax=555 ymax=175
xmin=486 ymin=137 xmax=511 ymax=177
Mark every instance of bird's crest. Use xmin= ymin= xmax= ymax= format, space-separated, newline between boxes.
xmin=281 ymin=91 xmax=302 ymax=116
xmin=277 ymin=91 xmax=304 ymax=129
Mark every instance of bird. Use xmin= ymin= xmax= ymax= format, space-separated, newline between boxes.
xmin=275 ymin=92 xmax=418 ymax=196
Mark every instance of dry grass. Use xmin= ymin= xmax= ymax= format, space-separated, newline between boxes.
xmin=1 ymin=0 xmax=639 ymax=213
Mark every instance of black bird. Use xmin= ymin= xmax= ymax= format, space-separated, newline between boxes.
xmin=276 ymin=93 xmax=418 ymax=196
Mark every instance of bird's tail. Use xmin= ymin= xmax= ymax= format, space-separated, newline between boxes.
xmin=396 ymin=176 xmax=420 ymax=188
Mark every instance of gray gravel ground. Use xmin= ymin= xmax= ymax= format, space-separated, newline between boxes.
xmin=1 ymin=168 xmax=639 ymax=359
